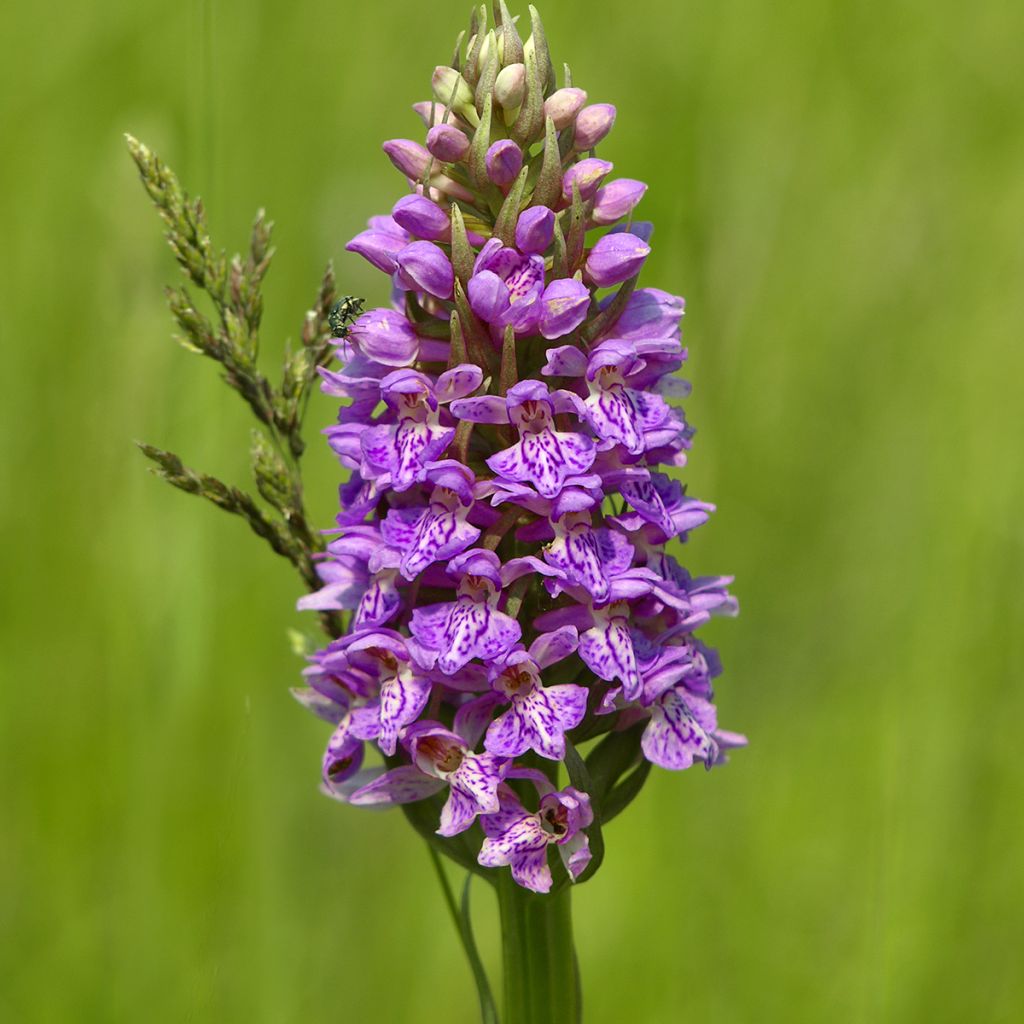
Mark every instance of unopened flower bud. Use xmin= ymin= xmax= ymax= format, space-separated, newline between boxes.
xmin=585 ymin=231 xmax=651 ymax=287
xmin=394 ymin=240 xmax=455 ymax=299
xmin=382 ymin=139 xmax=431 ymax=180
xmin=591 ymin=178 xmax=648 ymax=226
xmin=348 ymin=308 xmax=421 ymax=366
xmin=544 ymin=87 xmax=587 ymax=130
xmin=432 ymin=66 xmax=476 ymax=122
xmin=515 ymin=206 xmax=555 ymax=254
xmin=562 ymin=158 xmax=613 ymax=203
xmin=345 ymin=217 xmax=409 ymax=273
xmin=574 ymin=103 xmax=617 ymax=150
xmin=468 ymin=270 xmax=512 ymax=323
xmin=539 ymin=279 xmax=591 ymax=339
xmin=392 ymin=194 xmax=451 ymax=241
xmin=426 ymin=123 xmax=470 ymax=162
xmin=495 ymin=63 xmax=526 ymax=109
xmin=486 ymin=140 xmax=523 ymax=187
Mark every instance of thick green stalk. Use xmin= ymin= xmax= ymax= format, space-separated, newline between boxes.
xmin=497 ymin=874 xmax=581 ymax=1024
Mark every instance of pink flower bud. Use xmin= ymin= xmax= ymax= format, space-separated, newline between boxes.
xmin=585 ymin=232 xmax=651 ymax=288
xmin=543 ymin=88 xmax=587 ymax=130
xmin=574 ymin=104 xmax=617 ymax=150
xmin=392 ymin=194 xmax=451 ymax=241
xmin=562 ymin=159 xmax=613 ymax=203
xmin=382 ymin=139 xmax=431 ymax=180
xmin=394 ymin=241 xmax=455 ymax=299
xmin=591 ymin=179 xmax=648 ymax=226
xmin=515 ymin=207 xmax=556 ymax=255
xmin=426 ymin=123 xmax=470 ymax=163
xmin=486 ymin=140 xmax=524 ymax=187
xmin=495 ymin=63 xmax=527 ymax=109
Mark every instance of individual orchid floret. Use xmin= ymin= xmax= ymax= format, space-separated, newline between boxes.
xmin=349 ymin=721 xmax=509 ymax=837
xmin=535 ymin=582 xmax=657 ymax=702
xmin=515 ymin=206 xmax=555 ymax=255
xmin=562 ymin=158 xmax=613 ymax=203
xmin=451 ymin=380 xmax=595 ymax=499
xmin=592 ymin=178 xmax=648 ymax=226
xmin=300 ymin=525 xmax=404 ymax=628
xmin=360 ymin=365 xmax=482 ymax=491
xmin=585 ymin=231 xmax=651 ymax=287
xmin=543 ymin=507 xmax=636 ymax=604
xmin=543 ymin=339 xmax=673 ymax=455
xmin=392 ymin=194 xmax=451 ymax=241
xmin=469 ymin=238 xmax=545 ymax=333
xmin=613 ymin=471 xmax=715 ymax=540
xmin=641 ymin=682 xmax=747 ymax=771
xmin=292 ymin=673 xmax=366 ymax=794
xmin=539 ymin=278 xmax=591 ymax=340
xmin=426 ymin=123 xmax=470 ymax=162
xmin=323 ymin=629 xmax=432 ymax=757
xmin=494 ymin=62 xmax=527 ymax=110
xmin=482 ymin=626 xmax=587 ymax=760
xmin=409 ymin=549 xmax=523 ymax=674
xmin=573 ymin=103 xmax=617 ymax=150
xmin=486 ymin=140 xmax=524 ymax=187
xmin=479 ymin=775 xmax=593 ymax=893
xmin=382 ymin=138 xmax=431 ymax=180
xmin=394 ymin=240 xmax=455 ymax=299
xmin=380 ymin=460 xmax=482 ymax=580
xmin=345 ymin=215 xmax=410 ymax=274
xmin=431 ymin=66 xmax=478 ymax=124
xmin=343 ymin=307 xmax=424 ymax=367
xmin=543 ymin=87 xmax=587 ymax=130
xmin=601 ymin=286 xmax=685 ymax=343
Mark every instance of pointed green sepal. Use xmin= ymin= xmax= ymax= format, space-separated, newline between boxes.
xmin=496 ymin=0 xmax=524 ymax=64
xmin=528 ymin=5 xmax=556 ymax=96
xmin=531 ymin=115 xmax=562 ymax=210
xmin=498 ymin=323 xmax=517 ymax=396
xmin=582 ymin=272 xmax=640 ymax=342
xmin=511 ymin=49 xmax=545 ymax=146
xmin=469 ymin=92 xmax=494 ymax=192
xmin=449 ymin=310 xmax=469 ymax=367
xmin=565 ymin=179 xmax=586 ymax=274
xmin=449 ymin=204 xmax=476 ymax=287
xmin=493 ymin=165 xmax=530 ymax=246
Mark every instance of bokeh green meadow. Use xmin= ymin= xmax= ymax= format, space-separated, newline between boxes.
xmin=2 ymin=0 xmax=1022 ymax=1020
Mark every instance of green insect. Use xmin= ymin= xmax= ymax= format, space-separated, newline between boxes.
xmin=328 ymin=296 xmax=364 ymax=338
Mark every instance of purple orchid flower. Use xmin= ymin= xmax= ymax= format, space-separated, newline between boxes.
xmin=479 ymin=774 xmax=593 ymax=893
xmin=380 ymin=460 xmax=483 ymax=580
xmin=409 ymin=549 xmax=525 ymax=674
xmin=319 ymin=630 xmax=433 ymax=757
xmin=474 ymin=626 xmax=588 ymax=760
xmin=542 ymin=339 xmax=676 ymax=455
xmin=360 ymin=365 xmax=482 ymax=492
xmin=349 ymin=720 xmax=509 ymax=837
xmin=450 ymin=380 xmax=596 ymax=499
xmin=468 ymin=238 xmax=546 ymax=333
xmin=345 ymin=214 xmax=411 ymax=274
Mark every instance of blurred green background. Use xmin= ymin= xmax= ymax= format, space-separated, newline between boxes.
xmin=2 ymin=0 xmax=1022 ymax=1020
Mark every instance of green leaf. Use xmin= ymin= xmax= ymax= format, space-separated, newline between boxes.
xmin=601 ymin=760 xmax=652 ymax=823
xmin=584 ymin=720 xmax=646 ymax=800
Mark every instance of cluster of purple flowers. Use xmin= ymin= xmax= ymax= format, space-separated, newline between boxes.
xmin=294 ymin=3 xmax=744 ymax=894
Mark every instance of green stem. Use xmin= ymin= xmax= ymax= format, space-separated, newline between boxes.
xmin=497 ymin=873 xmax=581 ymax=1024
